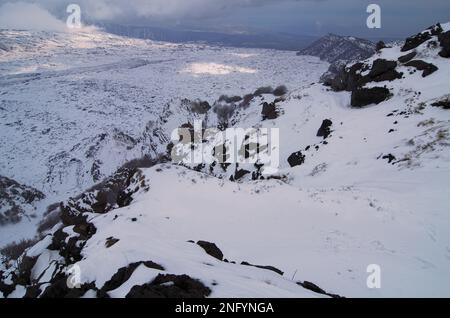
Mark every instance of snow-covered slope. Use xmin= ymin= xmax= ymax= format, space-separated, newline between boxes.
xmin=1 ymin=23 xmax=450 ymax=298
xmin=0 ymin=28 xmax=327 ymax=244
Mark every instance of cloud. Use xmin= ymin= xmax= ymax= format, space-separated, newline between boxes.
xmin=0 ymin=2 xmax=66 ymax=31
xmin=0 ymin=0 xmax=293 ymax=23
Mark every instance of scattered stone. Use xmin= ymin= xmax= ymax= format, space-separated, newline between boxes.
xmin=287 ymin=151 xmax=306 ymax=167
xmin=197 ymin=241 xmax=224 ymax=261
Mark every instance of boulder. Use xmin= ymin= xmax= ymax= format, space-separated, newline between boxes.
xmin=197 ymin=241 xmax=224 ymax=261
xmin=316 ymin=119 xmax=333 ymax=139
xmin=368 ymin=59 xmax=403 ymax=82
xmin=351 ymin=87 xmax=391 ymax=107
xmin=287 ymin=151 xmax=306 ymax=167
xmin=126 ymin=274 xmax=211 ymax=298
xmin=261 ymin=102 xmax=278 ymax=120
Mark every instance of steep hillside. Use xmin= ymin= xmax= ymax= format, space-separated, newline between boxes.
xmin=1 ymin=23 xmax=450 ymax=298
xmin=297 ymin=33 xmax=376 ymax=64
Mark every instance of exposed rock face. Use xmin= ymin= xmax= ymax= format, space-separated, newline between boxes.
xmin=398 ymin=51 xmax=417 ymax=64
xmin=438 ymin=31 xmax=450 ymax=58
xmin=351 ymin=87 xmax=391 ymax=107
xmin=126 ymin=274 xmax=211 ymax=298
xmin=405 ymin=60 xmax=439 ymax=77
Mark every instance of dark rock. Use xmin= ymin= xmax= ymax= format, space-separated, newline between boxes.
xmin=317 ymin=119 xmax=333 ymax=139
xmin=368 ymin=59 xmax=397 ymax=78
xmin=438 ymin=31 xmax=450 ymax=58
xmin=99 ymin=261 xmax=165 ymax=297
xmin=351 ymin=87 xmax=391 ymax=107
xmin=382 ymin=154 xmax=396 ymax=164
xmin=273 ymin=85 xmax=288 ymax=96
xmin=117 ymin=190 xmax=133 ymax=208
xmin=40 ymin=273 xmax=96 ymax=298
xmin=24 ymin=285 xmax=41 ymax=298
xmin=0 ymin=273 xmax=15 ymax=298
xmin=197 ymin=241 xmax=224 ymax=261
xmin=241 ymin=261 xmax=284 ymax=276
xmin=261 ymin=102 xmax=278 ymax=120
xmin=401 ymin=32 xmax=431 ymax=52
xmin=368 ymin=59 xmax=403 ymax=82
xmin=233 ymin=169 xmax=250 ymax=181
xmin=105 ymin=237 xmax=120 ymax=248
xmin=126 ymin=274 xmax=211 ymax=298
xmin=376 ymin=41 xmax=386 ymax=51
xmin=398 ymin=51 xmax=417 ymax=63
xmin=73 ymin=222 xmax=97 ymax=240
xmin=405 ymin=60 xmax=438 ymax=77
xmin=431 ymin=99 xmax=450 ymax=109
xmin=13 ymin=255 xmax=38 ymax=286
xmin=297 ymin=281 xmax=343 ymax=298
xmin=287 ymin=151 xmax=306 ymax=168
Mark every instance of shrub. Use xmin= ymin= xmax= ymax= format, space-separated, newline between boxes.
xmin=0 ymin=238 xmax=39 ymax=261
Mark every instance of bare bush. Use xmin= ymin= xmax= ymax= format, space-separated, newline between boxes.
xmin=0 ymin=238 xmax=39 ymax=261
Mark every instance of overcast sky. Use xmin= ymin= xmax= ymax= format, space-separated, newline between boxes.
xmin=0 ymin=0 xmax=449 ymax=38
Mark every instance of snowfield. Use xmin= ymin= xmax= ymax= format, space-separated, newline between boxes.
xmin=1 ymin=23 xmax=450 ymax=298
xmin=0 ymin=28 xmax=327 ymax=244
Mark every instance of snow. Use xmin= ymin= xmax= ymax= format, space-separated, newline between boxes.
xmin=1 ymin=24 xmax=450 ymax=298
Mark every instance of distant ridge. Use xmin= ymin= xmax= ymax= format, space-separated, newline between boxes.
xmin=297 ymin=33 xmax=376 ymax=63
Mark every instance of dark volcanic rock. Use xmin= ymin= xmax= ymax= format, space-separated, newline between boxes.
xmin=405 ymin=60 xmax=438 ymax=77
xmin=431 ymin=99 xmax=450 ymax=110
xmin=376 ymin=41 xmax=386 ymax=51
xmin=382 ymin=154 xmax=397 ymax=164
xmin=398 ymin=51 xmax=417 ymax=64
xmin=232 ymin=169 xmax=250 ymax=181
xmin=297 ymin=281 xmax=343 ymax=298
xmin=351 ymin=87 xmax=391 ymax=107
xmin=40 ymin=273 xmax=96 ymax=298
xmin=126 ymin=274 xmax=211 ymax=298
xmin=368 ymin=59 xmax=403 ymax=82
xmin=438 ymin=31 xmax=450 ymax=58
xmin=261 ymin=102 xmax=278 ymax=120
xmin=287 ymin=151 xmax=306 ymax=168
xmin=317 ymin=119 xmax=333 ymax=139
xmin=197 ymin=241 xmax=224 ymax=261
xmin=99 ymin=261 xmax=165 ymax=297
xmin=368 ymin=59 xmax=397 ymax=78
xmin=401 ymin=23 xmax=442 ymax=52
xmin=241 ymin=261 xmax=284 ymax=276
